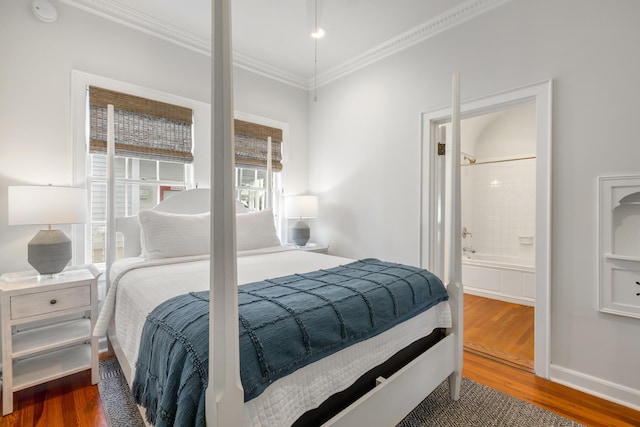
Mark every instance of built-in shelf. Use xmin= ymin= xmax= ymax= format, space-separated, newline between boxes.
xmin=599 ymin=176 xmax=640 ymax=319
xmin=604 ymin=254 xmax=640 ymax=263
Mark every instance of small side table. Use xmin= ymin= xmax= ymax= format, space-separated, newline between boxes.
xmin=0 ymin=265 xmax=99 ymax=415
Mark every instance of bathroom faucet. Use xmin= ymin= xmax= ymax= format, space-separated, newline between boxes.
xmin=463 ymin=246 xmax=476 ymax=254
xmin=462 ymin=226 xmax=472 ymax=238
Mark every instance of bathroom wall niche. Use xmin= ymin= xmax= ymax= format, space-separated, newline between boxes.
xmin=599 ymin=175 xmax=640 ymax=319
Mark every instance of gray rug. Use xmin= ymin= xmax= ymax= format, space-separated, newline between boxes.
xmin=99 ymin=359 xmax=583 ymax=426
xmin=99 ymin=358 xmax=146 ymax=427
xmin=397 ymin=377 xmax=583 ymax=426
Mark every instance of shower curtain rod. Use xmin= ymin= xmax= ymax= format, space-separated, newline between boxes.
xmin=461 ymin=154 xmax=535 ymax=166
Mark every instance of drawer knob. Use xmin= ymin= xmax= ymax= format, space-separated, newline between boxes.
xmin=636 ymin=281 xmax=640 ymax=296
xmin=50 ymin=299 xmax=57 ymax=305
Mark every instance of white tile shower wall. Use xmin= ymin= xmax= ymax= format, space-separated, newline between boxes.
xmin=464 ymin=158 xmax=535 ymax=260
xmin=461 ymin=165 xmax=474 ymax=246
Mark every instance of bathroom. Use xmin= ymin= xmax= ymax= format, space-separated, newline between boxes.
xmin=460 ymin=102 xmax=536 ymax=306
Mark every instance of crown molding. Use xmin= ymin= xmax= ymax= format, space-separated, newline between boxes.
xmin=60 ymin=0 xmax=512 ymax=91
xmin=313 ymin=0 xmax=512 ymax=89
xmin=58 ymin=0 xmax=211 ymax=55
xmin=232 ymin=52 xmax=309 ymax=91
xmin=58 ymin=0 xmax=309 ymax=89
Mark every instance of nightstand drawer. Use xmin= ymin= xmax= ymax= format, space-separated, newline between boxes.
xmin=11 ymin=285 xmax=91 ymax=320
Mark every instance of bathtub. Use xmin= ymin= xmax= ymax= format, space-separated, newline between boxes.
xmin=462 ymin=253 xmax=535 ymax=306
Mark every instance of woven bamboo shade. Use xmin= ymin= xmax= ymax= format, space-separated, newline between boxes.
xmin=88 ymin=86 xmax=194 ymax=163
xmin=234 ymin=119 xmax=283 ymax=171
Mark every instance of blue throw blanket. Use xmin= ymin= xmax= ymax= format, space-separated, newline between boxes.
xmin=132 ymin=258 xmax=448 ymax=426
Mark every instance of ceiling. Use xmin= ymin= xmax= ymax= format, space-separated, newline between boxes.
xmin=58 ymin=0 xmax=505 ymax=88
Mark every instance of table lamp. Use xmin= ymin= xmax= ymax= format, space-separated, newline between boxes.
xmin=8 ymin=185 xmax=87 ymax=275
xmin=285 ymin=195 xmax=318 ymax=247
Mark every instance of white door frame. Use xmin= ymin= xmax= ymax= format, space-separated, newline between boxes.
xmin=420 ymin=80 xmax=553 ymax=378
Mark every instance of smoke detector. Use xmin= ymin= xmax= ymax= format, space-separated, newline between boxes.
xmin=32 ymin=0 xmax=58 ymax=23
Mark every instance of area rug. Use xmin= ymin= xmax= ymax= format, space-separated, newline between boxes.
xmin=99 ymin=358 xmax=583 ymax=426
xmin=397 ymin=377 xmax=584 ymax=426
xmin=98 ymin=358 xmax=146 ymax=427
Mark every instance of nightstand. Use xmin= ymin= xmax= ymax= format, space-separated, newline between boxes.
xmin=286 ymin=243 xmax=329 ymax=254
xmin=0 ymin=265 xmax=99 ymax=415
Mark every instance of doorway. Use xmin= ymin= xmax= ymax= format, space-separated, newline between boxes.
xmin=420 ymin=81 xmax=552 ymax=378
xmin=458 ymin=103 xmax=536 ymax=371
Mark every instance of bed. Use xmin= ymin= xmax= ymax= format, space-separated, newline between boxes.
xmin=93 ymin=190 xmax=457 ymax=426
xmin=93 ymin=6 xmax=463 ymax=422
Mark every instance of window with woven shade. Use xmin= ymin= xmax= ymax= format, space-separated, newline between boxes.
xmin=86 ymin=86 xmax=193 ymax=264
xmin=234 ymin=119 xmax=284 ymax=212
xmin=234 ymin=119 xmax=282 ymax=171
xmin=88 ymin=86 xmax=194 ymax=163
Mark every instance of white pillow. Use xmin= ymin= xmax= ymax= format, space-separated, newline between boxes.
xmin=138 ymin=210 xmax=210 ymax=259
xmin=236 ymin=209 xmax=281 ymax=251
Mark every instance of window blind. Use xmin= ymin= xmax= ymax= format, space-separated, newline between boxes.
xmin=235 ymin=119 xmax=283 ymax=171
xmin=88 ymin=86 xmax=194 ymax=163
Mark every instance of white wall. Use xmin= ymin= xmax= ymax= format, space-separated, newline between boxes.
xmin=0 ymin=1 xmax=309 ymax=274
xmin=309 ymin=0 xmax=640 ymax=408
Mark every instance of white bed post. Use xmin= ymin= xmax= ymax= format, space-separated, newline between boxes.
xmin=266 ymin=136 xmax=272 ymax=209
xmin=447 ymin=72 xmax=463 ymax=400
xmin=207 ymin=0 xmax=244 ymax=425
xmin=105 ymin=104 xmax=116 ymax=287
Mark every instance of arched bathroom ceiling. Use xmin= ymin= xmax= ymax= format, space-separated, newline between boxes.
xmin=461 ymin=111 xmax=505 ymax=154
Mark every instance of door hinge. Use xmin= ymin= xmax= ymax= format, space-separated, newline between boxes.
xmin=437 ymin=143 xmax=446 ymax=156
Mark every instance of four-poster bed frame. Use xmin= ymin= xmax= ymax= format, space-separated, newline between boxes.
xmin=99 ymin=1 xmax=463 ymax=424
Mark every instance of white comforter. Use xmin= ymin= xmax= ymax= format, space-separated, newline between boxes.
xmin=95 ymin=249 xmax=452 ymax=426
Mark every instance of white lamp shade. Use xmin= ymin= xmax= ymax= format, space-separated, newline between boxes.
xmin=8 ymin=186 xmax=87 ymax=226
xmin=285 ymin=195 xmax=318 ymax=219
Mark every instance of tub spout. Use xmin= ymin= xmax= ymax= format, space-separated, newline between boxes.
xmin=463 ymin=246 xmax=476 ymax=254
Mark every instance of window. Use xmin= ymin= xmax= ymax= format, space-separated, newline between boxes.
xmin=235 ymin=167 xmax=283 ymax=211
xmin=234 ymin=119 xmax=283 ymax=211
xmin=86 ymin=86 xmax=194 ymax=264
xmin=89 ymin=155 xmax=188 ymax=263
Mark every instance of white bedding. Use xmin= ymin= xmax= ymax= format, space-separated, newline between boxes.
xmin=101 ymin=249 xmax=452 ymax=426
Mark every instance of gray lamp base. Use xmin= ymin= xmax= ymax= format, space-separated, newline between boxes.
xmin=291 ymin=220 xmax=310 ymax=247
xmin=28 ymin=229 xmax=72 ymax=275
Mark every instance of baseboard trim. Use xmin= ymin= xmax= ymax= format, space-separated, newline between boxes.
xmin=550 ymin=364 xmax=640 ymax=411
xmin=464 ymin=288 xmax=534 ymax=307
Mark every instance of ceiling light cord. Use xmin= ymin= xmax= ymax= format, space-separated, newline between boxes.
xmin=315 ymin=0 xmax=319 ymax=34
xmin=313 ymin=0 xmax=319 ymax=101
xmin=314 ymin=38 xmax=318 ymax=102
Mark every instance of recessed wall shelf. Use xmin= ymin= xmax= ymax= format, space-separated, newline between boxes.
xmin=604 ymin=254 xmax=640 ymax=263
xmin=599 ymin=175 xmax=640 ymax=319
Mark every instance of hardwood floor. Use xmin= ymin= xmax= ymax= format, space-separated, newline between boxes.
xmin=464 ymin=293 xmax=535 ymax=372
xmin=0 ymin=367 xmax=107 ymax=427
xmin=1 ymin=296 xmax=639 ymax=426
